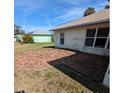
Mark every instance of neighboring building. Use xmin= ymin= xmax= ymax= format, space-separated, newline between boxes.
xmin=29 ymin=29 xmax=52 ymax=43
xmin=51 ymin=9 xmax=110 ymax=87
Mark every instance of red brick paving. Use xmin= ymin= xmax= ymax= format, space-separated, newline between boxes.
xmin=15 ymin=48 xmax=75 ymax=68
xmin=15 ymin=48 xmax=109 ymax=82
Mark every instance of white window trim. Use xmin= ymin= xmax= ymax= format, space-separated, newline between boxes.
xmin=84 ymin=46 xmax=109 ymax=51
xmin=60 ymin=33 xmax=64 ymax=45
xmin=105 ymin=32 xmax=110 ymax=49
xmin=93 ymin=26 xmax=98 ymax=48
xmin=85 ymin=26 xmax=109 ymax=49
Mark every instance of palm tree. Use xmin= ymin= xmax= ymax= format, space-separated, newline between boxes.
xmin=105 ymin=0 xmax=110 ymax=9
xmin=83 ymin=7 xmax=96 ymax=17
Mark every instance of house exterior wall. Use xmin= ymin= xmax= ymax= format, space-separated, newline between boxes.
xmin=32 ymin=35 xmax=52 ymax=43
xmin=103 ymin=64 xmax=110 ymax=87
xmin=15 ymin=34 xmax=23 ymax=42
xmin=54 ymin=22 xmax=109 ymax=56
xmin=15 ymin=34 xmax=52 ymax=43
xmin=54 ymin=27 xmax=86 ymax=51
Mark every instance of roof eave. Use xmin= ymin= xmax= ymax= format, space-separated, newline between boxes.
xmin=50 ymin=19 xmax=109 ymax=31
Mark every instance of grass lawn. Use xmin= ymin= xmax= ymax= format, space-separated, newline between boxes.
xmin=15 ymin=42 xmax=54 ymax=54
xmin=15 ymin=42 xmax=93 ymax=93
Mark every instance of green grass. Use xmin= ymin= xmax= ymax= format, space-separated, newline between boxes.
xmin=32 ymin=42 xmax=54 ymax=47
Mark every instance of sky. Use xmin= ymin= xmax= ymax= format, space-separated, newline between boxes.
xmin=14 ymin=0 xmax=108 ymax=32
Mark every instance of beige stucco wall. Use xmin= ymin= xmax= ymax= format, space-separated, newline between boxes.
xmin=53 ymin=22 xmax=109 ymax=56
xmin=54 ymin=27 xmax=86 ymax=51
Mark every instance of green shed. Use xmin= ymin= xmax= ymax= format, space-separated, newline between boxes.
xmin=29 ymin=29 xmax=52 ymax=43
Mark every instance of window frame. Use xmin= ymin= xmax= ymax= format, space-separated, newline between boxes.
xmin=85 ymin=26 xmax=109 ymax=49
xmin=60 ymin=33 xmax=64 ymax=45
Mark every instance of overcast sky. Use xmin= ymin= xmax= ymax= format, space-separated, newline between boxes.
xmin=14 ymin=0 xmax=108 ymax=32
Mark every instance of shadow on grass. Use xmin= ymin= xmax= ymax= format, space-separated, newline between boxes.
xmin=48 ymin=49 xmax=109 ymax=93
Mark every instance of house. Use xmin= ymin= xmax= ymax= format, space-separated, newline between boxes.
xmin=29 ymin=29 xmax=52 ymax=43
xmin=51 ymin=9 xmax=109 ymax=87
xmin=51 ymin=9 xmax=109 ymax=56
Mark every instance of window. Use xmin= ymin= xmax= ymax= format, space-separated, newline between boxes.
xmin=95 ymin=38 xmax=107 ymax=48
xmin=86 ymin=29 xmax=96 ymax=37
xmin=60 ymin=33 xmax=64 ymax=45
xmin=85 ymin=38 xmax=94 ymax=46
xmin=85 ymin=29 xmax=96 ymax=47
xmin=97 ymin=28 xmax=109 ymax=37
xmin=85 ymin=27 xmax=109 ymax=49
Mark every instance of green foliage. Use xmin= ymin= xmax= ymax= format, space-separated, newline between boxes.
xmin=84 ymin=7 xmax=95 ymax=17
xmin=51 ymin=35 xmax=54 ymax=42
xmin=22 ymin=34 xmax=33 ymax=43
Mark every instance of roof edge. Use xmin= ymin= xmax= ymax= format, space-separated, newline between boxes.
xmin=50 ymin=19 xmax=109 ymax=31
xmin=29 ymin=34 xmax=52 ymax=36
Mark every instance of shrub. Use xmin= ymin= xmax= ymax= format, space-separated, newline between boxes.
xmin=51 ymin=35 xmax=54 ymax=42
xmin=22 ymin=34 xmax=33 ymax=43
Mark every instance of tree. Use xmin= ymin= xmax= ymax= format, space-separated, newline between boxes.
xmin=51 ymin=35 xmax=54 ymax=42
xmin=14 ymin=25 xmax=25 ymax=35
xmin=83 ymin=7 xmax=96 ymax=17
xmin=14 ymin=29 xmax=20 ymax=35
xmin=22 ymin=34 xmax=33 ymax=43
xmin=105 ymin=5 xmax=110 ymax=9
xmin=104 ymin=0 xmax=110 ymax=9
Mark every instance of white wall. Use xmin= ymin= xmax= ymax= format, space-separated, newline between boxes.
xmin=103 ymin=65 xmax=110 ymax=87
xmin=32 ymin=35 xmax=52 ymax=43
xmin=54 ymin=28 xmax=86 ymax=51
xmin=54 ymin=23 xmax=109 ymax=56
xmin=82 ymin=47 xmax=109 ymax=56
